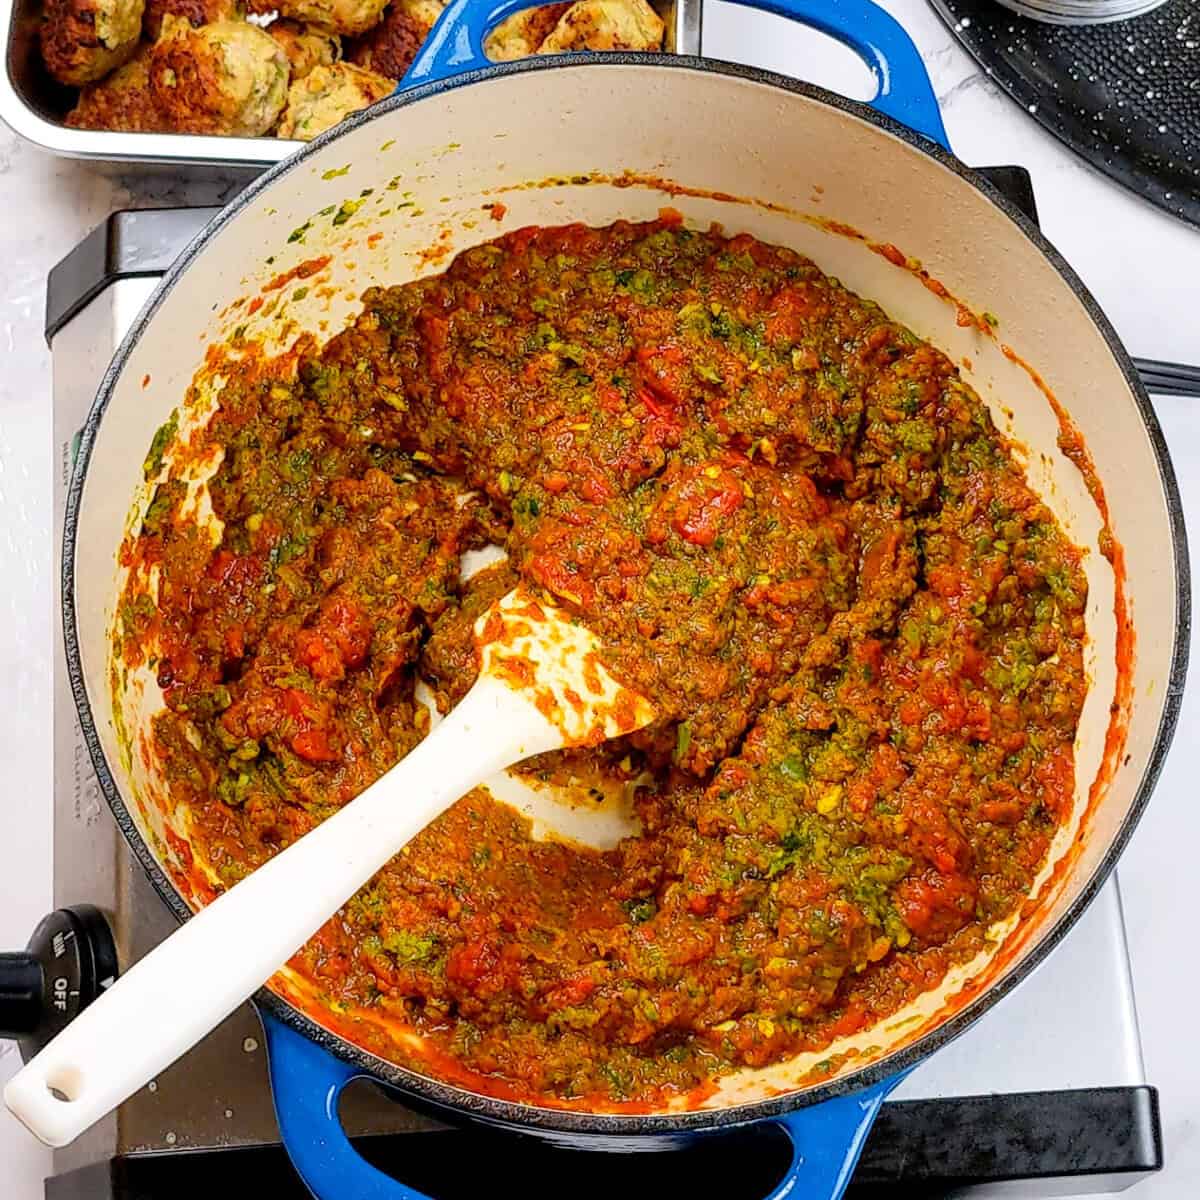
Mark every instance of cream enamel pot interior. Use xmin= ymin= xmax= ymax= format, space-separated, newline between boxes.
xmin=43 ymin=2 xmax=1189 ymax=1196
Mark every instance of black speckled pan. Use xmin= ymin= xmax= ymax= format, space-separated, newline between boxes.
xmin=930 ymin=0 xmax=1200 ymax=229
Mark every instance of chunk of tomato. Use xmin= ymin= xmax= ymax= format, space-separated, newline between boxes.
xmin=292 ymin=727 xmax=338 ymax=763
xmin=655 ymin=468 xmax=744 ymax=548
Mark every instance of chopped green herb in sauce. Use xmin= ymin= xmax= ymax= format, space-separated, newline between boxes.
xmin=124 ymin=216 xmax=1088 ymax=1112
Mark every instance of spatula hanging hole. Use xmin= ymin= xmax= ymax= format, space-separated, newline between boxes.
xmin=702 ymin=3 xmax=878 ymax=101
xmin=45 ymin=1065 xmax=83 ymax=1102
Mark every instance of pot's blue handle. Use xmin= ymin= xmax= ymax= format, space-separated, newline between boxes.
xmin=400 ymin=0 xmax=948 ymax=149
xmin=718 ymin=0 xmax=948 ymax=148
xmin=265 ymin=1004 xmax=907 ymax=1200
xmin=400 ymin=0 xmax=534 ymax=88
xmin=765 ymin=1071 xmax=909 ymax=1200
xmin=262 ymin=1010 xmax=436 ymax=1200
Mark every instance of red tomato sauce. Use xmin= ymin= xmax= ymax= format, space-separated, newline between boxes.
xmin=119 ymin=218 xmax=1089 ymax=1107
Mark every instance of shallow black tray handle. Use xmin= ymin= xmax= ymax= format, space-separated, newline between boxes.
xmin=1133 ymin=357 xmax=1200 ymax=398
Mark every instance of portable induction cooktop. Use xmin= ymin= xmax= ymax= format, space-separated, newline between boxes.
xmin=1 ymin=173 xmax=1164 ymax=1198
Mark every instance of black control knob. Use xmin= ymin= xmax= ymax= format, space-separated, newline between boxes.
xmin=0 ymin=905 xmax=118 ymax=1064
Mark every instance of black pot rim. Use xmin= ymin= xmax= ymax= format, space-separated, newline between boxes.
xmin=62 ymin=52 xmax=1191 ymax=1139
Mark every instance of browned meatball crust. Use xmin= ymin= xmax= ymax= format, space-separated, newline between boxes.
xmin=247 ymin=0 xmax=388 ymax=37
xmin=342 ymin=0 xmax=441 ymax=80
xmin=538 ymin=0 xmax=664 ymax=52
xmin=142 ymin=0 xmax=237 ymax=41
xmin=483 ymin=3 xmax=570 ymax=60
xmin=148 ymin=18 xmax=289 ymax=135
xmin=65 ymin=42 xmax=168 ymax=130
xmin=276 ymin=59 xmax=390 ymax=138
xmin=41 ymin=0 xmax=144 ymax=86
xmin=268 ymin=18 xmax=341 ymax=80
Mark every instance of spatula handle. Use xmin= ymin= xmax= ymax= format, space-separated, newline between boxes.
xmin=4 ymin=675 xmax=560 ymax=1147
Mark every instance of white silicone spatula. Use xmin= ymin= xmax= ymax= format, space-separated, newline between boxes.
xmin=5 ymin=587 xmax=654 ymax=1147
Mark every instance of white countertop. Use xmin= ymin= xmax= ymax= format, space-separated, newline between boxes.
xmin=1 ymin=2 xmax=1197 ymax=1196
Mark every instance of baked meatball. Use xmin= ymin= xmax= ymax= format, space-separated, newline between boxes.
xmin=276 ymin=60 xmax=390 ymax=139
xmin=269 ymin=18 xmax=341 ymax=81
xmin=66 ymin=42 xmax=169 ymax=129
xmin=149 ymin=17 xmax=289 ymax=135
xmin=40 ymin=0 xmax=144 ymax=87
xmin=483 ymin=3 xmax=568 ymax=61
xmin=343 ymin=0 xmax=441 ymax=80
xmin=142 ymin=0 xmax=237 ymax=40
xmin=539 ymin=0 xmax=663 ymax=52
xmin=248 ymin=0 xmax=387 ymax=39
